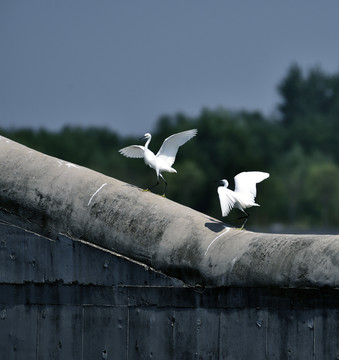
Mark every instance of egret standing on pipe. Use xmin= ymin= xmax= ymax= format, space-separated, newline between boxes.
xmin=216 ymin=171 xmax=269 ymax=228
xmin=119 ymin=129 xmax=198 ymax=196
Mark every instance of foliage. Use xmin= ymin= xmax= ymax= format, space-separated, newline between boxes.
xmin=1 ymin=64 xmax=339 ymax=231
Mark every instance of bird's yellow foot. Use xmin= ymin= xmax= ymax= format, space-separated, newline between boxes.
xmin=161 ymin=193 xmax=166 ymax=197
xmin=142 ymin=188 xmax=150 ymax=192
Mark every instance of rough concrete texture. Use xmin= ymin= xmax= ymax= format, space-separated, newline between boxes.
xmin=1 ymin=220 xmax=339 ymax=359
xmin=0 ymin=135 xmax=338 ymax=288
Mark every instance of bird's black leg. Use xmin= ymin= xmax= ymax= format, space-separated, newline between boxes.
xmin=159 ymin=174 xmax=167 ymax=196
xmin=147 ymin=179 xmax=160 ymax=191
xmin=237 ymin=210 xmax=249 ymax=229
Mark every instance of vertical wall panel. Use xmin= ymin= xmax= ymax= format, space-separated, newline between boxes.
xmin=313 ymin=309 xmax=339 ymax=359
xmin=128 ymin=307 xmax=174 ymax=360
xmin=219 ymin=308 xmax=267 ymax=360
xmin=83 ymin=305 xmax=128 ymax=360
xmin=266 ymin=309 xmax=315 ymax=359
xmin=195 ymin=308 xmax=220 ymax=359
xmin=0 ymin=304 xmax=37 ymax=359
xmin=37 ymin=305 xmax=83 ymax=360
xmin=173 ymin=308 xmax=198 ymax=360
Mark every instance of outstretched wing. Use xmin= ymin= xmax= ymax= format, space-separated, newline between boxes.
xmin=217 ymin=186 xmax=237 ymax=217
xmin=156 ymin=129 xmax=197 ymax=166
xmin=119 ymin=145 xmax=145 ymax=158
xmin=234 ymin=171 xmax=269 ymax=200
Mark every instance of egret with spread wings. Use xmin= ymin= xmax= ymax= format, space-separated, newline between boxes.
xmin=119 ymin=129 xmax=197 ymax=195
xmin=216 ymin=171 xmax=269 ymax=228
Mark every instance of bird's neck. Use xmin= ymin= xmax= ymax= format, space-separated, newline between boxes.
xmin=144 ymin=137 xmax=151 ymax=149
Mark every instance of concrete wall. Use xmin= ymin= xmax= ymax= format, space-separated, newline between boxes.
xmin=1 ymin=135 xmax=339 ymax=359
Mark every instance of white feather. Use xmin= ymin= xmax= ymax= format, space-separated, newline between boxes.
xmin=217 ymin=171 xmax=269 ymax=217
xmin=234 ymin=171 xmax=270 ymax=202
xmin=156 ymin=129 xmax=198 ymax=167
xmin=119 ymin=129 xmax=197 ymax=193
xmin=119 ymin=145 xmax=145 ymax=158
xmin=217 ymin=186 xmax=237 ymax=217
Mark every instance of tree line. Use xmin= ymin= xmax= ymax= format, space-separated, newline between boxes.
xmin=1 ymin=64 xmax=339 ymax=231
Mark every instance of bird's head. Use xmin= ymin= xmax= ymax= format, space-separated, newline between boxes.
xmin=215 ymin=179 xmax=229 ymax=188
xmin=140 ymin=133 xmax=151 ymax=141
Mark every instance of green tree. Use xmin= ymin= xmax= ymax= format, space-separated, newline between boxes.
xmin=2 ymin=63 xmax=339 ymax=230
xmin=277 ymin=64 xmax=339 ymax=163
xmin=304 ymin=161 xmax=339 ymax=227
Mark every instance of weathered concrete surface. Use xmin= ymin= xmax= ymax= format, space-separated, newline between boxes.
xmin=1 ymin=221 xmax=339 ymax=359
xmin=1 ymin=136 xmax=339 ymax=359
xmin=0 ymin=135 xmax=339 ymax=288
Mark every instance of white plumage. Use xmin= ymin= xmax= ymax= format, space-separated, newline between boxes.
xmin=119 ymin=129 xmax=197 ymax=194
xmin=216 ymin=171 xmax=269 ymax=227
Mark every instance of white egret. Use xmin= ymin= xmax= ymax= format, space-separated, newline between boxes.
xmin=216 ymin=171 xmax=269 ymax=228
xmin=119 ymin=129 xmax=197 ymax=195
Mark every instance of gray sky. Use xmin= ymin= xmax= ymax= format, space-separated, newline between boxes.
xmin=1 ymin=1 xmax=339 ymax=136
